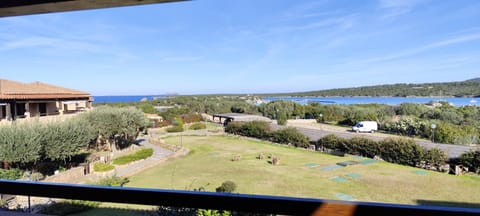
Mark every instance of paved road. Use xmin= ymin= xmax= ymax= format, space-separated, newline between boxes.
xmin=271 ymin=124 xmax=477 ymax=158
xmin=115 ymin=136 xmax=173 ymax=177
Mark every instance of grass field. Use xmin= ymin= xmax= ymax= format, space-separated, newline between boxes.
xmin=124 ymin=135 xmax=479 ymax=207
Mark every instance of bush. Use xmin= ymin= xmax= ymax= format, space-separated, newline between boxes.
xmin=316 ymin=134 xmax=348 ymax=151
xmin=423 ymin=148 xmax=448 ymax=166
xmin=271 ymin=127 xmax=309 ymax=148
xmin=276 ymin=111 xmax=288 ymax=126
xmin=166 ymin=126 xmax=184 ymax=133
xmin=181 ymin=113 xmax=203 ymax=123
xmin=238 ymin=121 xmax=271 ymax=139
xmin=40 ymin=200 xmax=100 ymax=216
xmin=378 ymin=138 xmax=425 ymax=166
xmin=137 ymin=103 xmax=158 ymax=114
xmin=348 ymin=137 xmax=379 ymax=158
xmin=93 ymin=162 xmax=115 ymax=172
xmin=113 ymin=148 xmax=153 ymax=165
xmin=317 ymin=135 xmax=447 ymax=168
xmin=215 ymin=180 xmax=236 ymax=193
xmin=189 ymin=122 xmax=206 ymax=130
xmin=96 ymin=176 xmax=130 ymax=187
xmin=0 ymin=168 xmax=23 ymax=180
xmin=395 ymin=103 xmax=428 ymax=117
xmin=157 ymin=120 xmax=171 ymax=128
xmin=459 ymin=150 xmax=480 ymax=173
xmin=224 ymin=122 xmax=243 ymax=134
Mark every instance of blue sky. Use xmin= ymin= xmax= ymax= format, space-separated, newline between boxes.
xmin=0 ymin=0 xmax=479 ymax=95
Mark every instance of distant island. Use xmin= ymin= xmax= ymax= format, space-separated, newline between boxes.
xmin=261 ymin=78 xmax=480 ymax=98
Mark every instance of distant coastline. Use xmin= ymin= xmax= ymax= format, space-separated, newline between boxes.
xmin=93 ymin=95 xmax=166 ymax=103
xmin=93 ymin=95 xmax=478 ymax=106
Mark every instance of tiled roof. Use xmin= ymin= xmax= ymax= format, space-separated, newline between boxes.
xmin=0 ymin=79 xmax=91 ymax=100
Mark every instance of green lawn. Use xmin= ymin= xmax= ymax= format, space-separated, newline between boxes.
xmin=123 ymin=135 xmax=480 ymax=207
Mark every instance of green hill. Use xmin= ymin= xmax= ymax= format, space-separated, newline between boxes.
xmin=267 ymin=78 xmax=480 ymax=97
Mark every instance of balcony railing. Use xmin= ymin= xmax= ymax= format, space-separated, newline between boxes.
xmin=0 ymin=180 xmax=479 ymax=215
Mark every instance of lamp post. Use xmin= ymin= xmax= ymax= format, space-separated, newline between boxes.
xmin=319 ymin=113 xmax=323 ymax=131
xmin=26 ymin=170 xmax=31 ymax=213
xmin=431 ymin=123 xmax=436 ymax=143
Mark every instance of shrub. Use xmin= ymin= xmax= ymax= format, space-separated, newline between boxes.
xmin=112 ymin=148 xmax=153 ymax=165
xmin=215 ymin=180 xmax=236 ymax=193
xmin=381 ymin=117 xmax=430 ymax=137
xmin=224 ymin=122 xmax=243 ymax=134
xmin=189 ymin=122 xmax=206 ymax=130
xmin=0 ymin=168 xmax=23 ymax=180
xmin=316 ymin=134 xmax=348 ymax=151
xmin=348 ymin=137 xmax=379 ymax=158
xmin=40 ymin=200 xmax=100 ymax=216
xmin=423 ymin=148 xmax=448 ymax=166
xmin=157 ymin=120 xmax=171 ymax=128
xmin=271 ymin=127 xmax=309 ymax=148
xmin=173 ymin=116 xmax=184 ymax=127
xmin=276 ymin=111 xmax=288 ymax=126
xmin=166 ymin=126 xmax=184 ymax=133
xmin=316 ymin=135 xmax=447 ymax=169
xmin=379 ymin=138 xmax=425 ymax=166
xmin=395 ymin=103 xmax=428 ymax=117
xmin=181 ymin=113 xmax=203 ymax=123
xmin=93 ymin=162 xmax=115 ymax=172
xmin=137 ymin=103 xmax=158 ymax=114
xmin=96 ymin=176 xmax=130 ymax=187
xmin=459 ymin=150 xmax=480 ymax=173
xmin=238 ymin=121 xmax=271 ymax=139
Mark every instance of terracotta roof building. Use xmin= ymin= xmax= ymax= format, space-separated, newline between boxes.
xmin=0 ymin=79 xmax=92 ymax=120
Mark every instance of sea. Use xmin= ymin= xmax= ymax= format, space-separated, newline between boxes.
xmin=93 ymin=95 xmax=478 ymax=106
xmin=93 ymin=95 xmax=166 ymax=103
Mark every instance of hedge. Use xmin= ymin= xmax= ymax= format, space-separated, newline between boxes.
xmin=166 ymin=126 xmax=185 ymax=133
xmin=0 ymin=168 xmax=23 ymax=180
xmin=93 ymin=162 xmax=115 ymax=172
xmin=189 ymin=122 xmax=206 ymax=130
xmin=181 ymin=113 xmax=203 ymax=123
xmin=271 ymin=127 xmax=309 ymax=148
xmin=225 ymin=121 xmax=271 ymax=139
xmin=317 ymin=135 xmax=447 ymax=167
xmin=113 ymin=148 xmax=153 ymax=165
xmin=225 ymin=121 xmax=310 ymax=148
xmin=459 ymin=150 xmax=480 ymax=173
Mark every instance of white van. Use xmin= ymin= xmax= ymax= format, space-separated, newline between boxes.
xmin=352 ymin=121 xmax=378 ymax=133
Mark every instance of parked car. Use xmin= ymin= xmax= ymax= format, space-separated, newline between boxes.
xmin=352 ymin=121 xmax=378 ymax=133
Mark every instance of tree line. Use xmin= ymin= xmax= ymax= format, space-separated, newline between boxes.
xmin=0 ymin=106 xmax=148 ymax=175
xmin=101 ymin=95 xmax=480 ymax=145
xmin=262 ymin=78 xmax=480 ymax=97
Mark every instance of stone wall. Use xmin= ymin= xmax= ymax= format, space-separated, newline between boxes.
xmin=43 ymin=166 xmax=86 ymax=184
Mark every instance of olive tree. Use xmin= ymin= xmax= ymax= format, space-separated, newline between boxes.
xmin=0 ymin=123 xmax=43 ymax=165
xmin=41 ymin=118 xmax=95 ymax=162
xmin=79 ymin=106 xmax=148 ymax=151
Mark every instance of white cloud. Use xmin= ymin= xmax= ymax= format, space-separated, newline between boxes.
xmin=378 ymin=0 xmax=428 ymax=19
